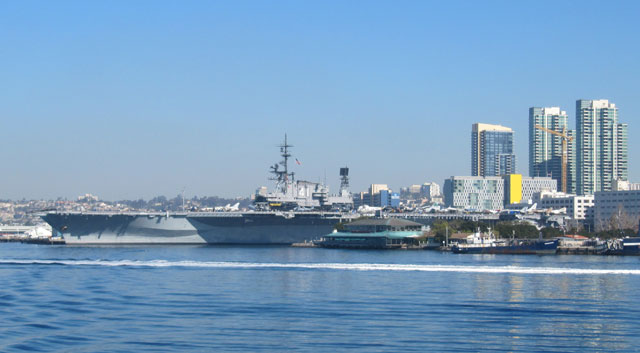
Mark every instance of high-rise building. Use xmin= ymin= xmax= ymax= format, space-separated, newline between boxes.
xmin=529 ymin=107 xmax=575 ymax=193
xmin=576 ymin=99 xmax=628 ymax=195
xmin=567 ymin=129 xmax=577 ymax=194
xmin=471 ymin=123 xmax=515 ymax=177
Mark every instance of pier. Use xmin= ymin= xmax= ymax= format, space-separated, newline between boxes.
xmin=0 ymin=235 xmax=65 ymax=245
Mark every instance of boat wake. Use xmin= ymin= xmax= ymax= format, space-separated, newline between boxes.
xmin=0 ymin=259 xmax=639 ymax=275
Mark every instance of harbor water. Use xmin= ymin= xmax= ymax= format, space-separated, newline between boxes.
xmin=1 ymin=243 xmax=639 ymax=352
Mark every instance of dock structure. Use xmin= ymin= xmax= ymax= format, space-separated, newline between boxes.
xmin=0 ymin=235 xmax=65 ymax=245
xmin=0 ymin=224 xmax=62 ymax=244
xmin=291 ymin=241 xmax=318 ymax=248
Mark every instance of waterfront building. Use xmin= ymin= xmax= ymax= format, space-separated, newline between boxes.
xmin=529 ymin=107 xmax=576 ymax=193
xmin=443 ymin=176 xmax=505 ymax=211
xmin=471 ymin=123 xmax=516 ymax=177
xmin=594 ymin=190 xmax=640 ymax=231
xmin=532 ymin=191 xmax=594 ymax=222
xmin=317 ymin=218 xmax=427 ymax=249
xmin=576 ymin=99 xmax=628 ymax=195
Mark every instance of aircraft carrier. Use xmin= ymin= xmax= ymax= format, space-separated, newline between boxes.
xmin=42 ymin=136 xmax=354 ymax=245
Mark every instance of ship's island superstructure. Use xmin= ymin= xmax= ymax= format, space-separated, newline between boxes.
xmin=254 ymin=135 xmax=353 ymax=211
xmin=42 ymin=136 xmax=354 ymax=244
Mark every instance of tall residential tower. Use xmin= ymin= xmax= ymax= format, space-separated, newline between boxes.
xmin=529 ymin=107 xmax=575 ymax=193
xmin=472 ymin=123 xmax=515 ymax=177
xmin=576 ymin=99 xmax=628 ymax=195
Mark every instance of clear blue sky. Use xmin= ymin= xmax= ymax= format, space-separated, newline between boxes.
xmin=1 ymin=0 xmax=638 ymax=200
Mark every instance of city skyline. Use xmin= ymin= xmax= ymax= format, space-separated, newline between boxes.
xmin=2 ymin=1 xmax=639 ymax=201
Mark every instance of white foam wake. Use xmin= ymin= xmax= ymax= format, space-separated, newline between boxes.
xmin=0 ymin=259 xmax=639 ymax=275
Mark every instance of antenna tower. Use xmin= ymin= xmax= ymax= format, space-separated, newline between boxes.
xmin=339 ymin=167 xmax=350 ymax=191
xmin=270 ymin=134 xmax=295 ymax=193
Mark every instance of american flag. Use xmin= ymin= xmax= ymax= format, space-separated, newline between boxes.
xmin=295 ymin=158 xmax=302 ymax=165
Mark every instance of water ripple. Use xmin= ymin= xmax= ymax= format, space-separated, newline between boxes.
xmin=1 ymin=245 xmax=639 ymax=352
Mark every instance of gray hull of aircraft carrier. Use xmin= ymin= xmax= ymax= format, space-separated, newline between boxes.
xmin=41 ymin=135 xmax=355 ymax=245
xmin=42 ymin=211 xmax=348 ymax=245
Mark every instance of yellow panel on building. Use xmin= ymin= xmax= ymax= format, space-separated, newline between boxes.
xmin=508 ymin=174 xmax=523 ymax=204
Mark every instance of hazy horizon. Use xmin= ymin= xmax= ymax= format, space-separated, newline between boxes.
xmin=2 ymin=1 xmax=638 ymax=201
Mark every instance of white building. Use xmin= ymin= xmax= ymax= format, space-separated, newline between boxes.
xmin=369 ymin=184 xmax=389 ymax=195
xmin=613 ymin=179 xmax=640 ymax=191
xmin=443 ymin=176 xmax=504 ymax=211
xmin=521 ymin=177 xmax=557 ymax=203
xmin=594 ymin=190 xmax=640 ymax=231
xmin=77 ymin=193 xmax=99 ymax=202
xmin=422 ymin=182 xmax=441 ymax=199
xmin=400 ymin=182 xmax=441 ymax=202
xmin=533 ymin=191 xmax=594 ymax=221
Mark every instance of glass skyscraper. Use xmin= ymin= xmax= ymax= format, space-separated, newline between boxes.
xmin=576 ymin=99 xmax=628 ymax=195
xmin=528 ymin=107 xmax=575 ymax=193
xmin=471 ymin=123 xmax=515 ymax=177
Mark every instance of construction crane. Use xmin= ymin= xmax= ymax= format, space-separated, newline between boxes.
xmin=534 ymin=125 xmax=573 ymax=193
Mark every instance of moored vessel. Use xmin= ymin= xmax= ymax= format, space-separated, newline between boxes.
xmin=452 ymin=230 xmax=558 ymax=255
xmin=603 ymin=237 xmax=640 ymax=256
xmin=42 ymin=136 xmax=355 ymax=245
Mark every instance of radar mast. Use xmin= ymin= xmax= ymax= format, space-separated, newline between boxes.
xmin=270 ymin=134 xmax=295 ymax=194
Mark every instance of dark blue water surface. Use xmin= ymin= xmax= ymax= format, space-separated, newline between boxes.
xmin=1 ymin=243 xmax=639 ymax=352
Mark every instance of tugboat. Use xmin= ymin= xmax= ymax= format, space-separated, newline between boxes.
xmin=452 ymin=229 xmax=558 ymax=255
xmin=316 ymin=218 xmax=428 ymax=249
